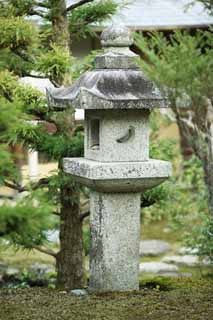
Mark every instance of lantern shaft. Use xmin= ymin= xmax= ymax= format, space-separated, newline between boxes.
xmin=89 ymin=191 xmax=141 ymax=292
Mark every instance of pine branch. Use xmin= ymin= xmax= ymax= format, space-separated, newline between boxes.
xmin=28 ymin=9 xmax=46 ymax=18
xmin=34 ymin=245 xmax=57 ymax=258
xmin=4 ymin=181 xmax=26 ymax=192
xmin=32 ymin=178 xmax=50 ymax=189
xmin=23 ymin=73 xmax=47 ymax=79
xmin=50 ymin=79 xmax=60 ymax=88
xmin=36 ymin=1 xmax=50 ymax=9
xmin=11 ymin=48 xmax=35 ymax=64
xmin=4 ymin=178 xmax=50 ymax=193
xmin=52 ymin=211 xmax=60 ymax=216
xmin=66 ymin=0 xmax=94 ymax=12
xmin=1 ymin=89 xmax=13 ymax=103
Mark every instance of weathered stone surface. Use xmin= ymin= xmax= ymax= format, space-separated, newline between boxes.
xmin=101 ymin=25 xmax=133 ymax=48
xmin=64 ymin=158 xmax=172 ymax=192
xmin=85 ymin=109 xmax=150 ymax=162
xmin=140 ymin=240 xmax=171 ymax=257
xmin=95 ymin=52 xmax=139 ymax=70
xmin=162 ymin=255 xmax=199 ymax=267
xmin=47 ymin=26 xmax=166 ymax=111
xmin=89 ymin=191 xmax=141 ymax=292
xmin=47 ymin=69 xmax=165 ymax=110
xmin=139 ymin=262 xmax=179 ymax=274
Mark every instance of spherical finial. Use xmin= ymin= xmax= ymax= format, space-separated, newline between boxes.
xmin=101 ymin=25 xmax=133 ymax=47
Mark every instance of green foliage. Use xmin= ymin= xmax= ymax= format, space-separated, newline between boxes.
xmin=15 ymin=84 xmax=47 ymax=115
xmin=0 ymin=0 xmax=119 ymax=260
xmin=0 ymin=16 xmax=37 ymax=50
xmin=0 ymin=145 xmax=19 ymax=184
xmin=149 ymin=113 xmax=177 ymax=162
xmin=71 ymin=50 xmax=98 ymax=80
xmin=10 ymin=122 xmax=84 ymax=159
xmin=0 ymin=190 xmax=55 ymax=249
xmin=36 ymin=45 xmax=72 ymax=84
xmin=185 ymin=215 xmax=213 ymax=262
xmin=141 ymin=110 xmax=178 ymax=210
xmin=69 ymin=0 xmax=119 ymax=39
xmin=0 ymin=70 xmax=18 ymax=100
xmin=0 ymin=5 xmax=39 ymax=75
xmin=0 ymin=0 xmax=36 ymax=17
xmin=143 ymin=155 xmax=207 ymax=227
xmin=135 ymin=30 xmax=213 ymax=107
xmin=135 ymin=30 xmax=212 ymax=261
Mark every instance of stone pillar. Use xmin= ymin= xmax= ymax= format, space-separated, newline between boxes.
xmin=89 ymin=191 xmax=141 ymax=292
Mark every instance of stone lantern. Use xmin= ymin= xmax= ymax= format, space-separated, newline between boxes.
xmin=48 ymin=25 xmax=172 ymax=292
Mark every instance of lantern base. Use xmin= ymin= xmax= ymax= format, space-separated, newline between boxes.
xmin=63 ymin=158 xmax=172 ymax=193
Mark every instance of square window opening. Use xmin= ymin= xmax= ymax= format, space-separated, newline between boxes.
xmin=90 ymin=119 xmax=100 ymax=150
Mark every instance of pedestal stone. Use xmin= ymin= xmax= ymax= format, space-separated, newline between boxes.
xmin=89 ymin=191 xmax=141 ymax=292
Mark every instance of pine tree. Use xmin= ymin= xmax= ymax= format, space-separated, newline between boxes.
xmin=0 ymin=0 xmax=119 ymax=289
xmin=135 ymin=29 xmax=213 ymax=216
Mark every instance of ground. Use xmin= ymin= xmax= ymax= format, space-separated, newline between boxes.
xmin=0 ymin=278 xmax=212 ymax=320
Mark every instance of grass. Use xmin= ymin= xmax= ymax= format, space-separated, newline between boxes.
xmin=141 ymin=219 xmax=182 ymax=245
xmin=0 ymin=245 xmax=55 ymax=270
xmin=0 ymin=278 xmax=212 ymax=320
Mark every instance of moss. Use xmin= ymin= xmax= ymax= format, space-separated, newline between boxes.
xmin=0 ymin=278 xmax=212 ymax=320
xmin=139 ymin=276 xmax=176 ymax=291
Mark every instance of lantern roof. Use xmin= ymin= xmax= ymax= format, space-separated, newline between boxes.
xmin=47 ymin=25 xmax=166 ymax=110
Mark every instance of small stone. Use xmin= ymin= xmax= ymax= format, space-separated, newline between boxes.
xmin=203 ymin=257 xmax=212 ymax=266
xmin=162 ymin=255 xmax=199 ymax=267
xmin=177 ymin=247 xmax=199 ymax=255
xmin=70 ymin=289 xmax=88 ymax=297
xmin=6 ymin=267 xmax=20 ymax=277
xmin=163 ymin=227 xmax=172 ymax=233
xmin=29 ymin=263 xmax=55 ymax=277
xmin=179 ymin=273 xmax=193 ymax=278
xmin=158 ymin=272 xmax=179 ymax=278
xmin=139 ymin=262 xmax=178 ymax=274
xmin=140 ymin=240 xmax=171 ymax=257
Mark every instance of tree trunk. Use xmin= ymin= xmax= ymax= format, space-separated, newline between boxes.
xmin=50 ymin=0 xmax=70 ymax=51
xmin=173 ymin=107 xmax=194 ymax=161
xmin=56 ymin=179 xmax=84 ymax=290
xmin=204 ymin=158 xmax=213 ymax=216
xmin=49 ymin=1 xmax=84 ymax=289
xmin=204 ymin=99 xmax=213 ymax=216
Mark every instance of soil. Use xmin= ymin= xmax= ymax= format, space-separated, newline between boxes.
xmin=0 ymin=278 xmax=212 ymax=320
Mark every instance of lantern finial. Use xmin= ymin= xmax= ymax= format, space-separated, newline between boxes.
xmin=101 ymin=25 xmax=133 ymax=48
